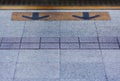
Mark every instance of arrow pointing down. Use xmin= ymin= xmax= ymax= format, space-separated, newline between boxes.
xmin=22 ymin=12 xmax=49 ymax=20
xmin=72 ymin=12 xmax=100 ymax=20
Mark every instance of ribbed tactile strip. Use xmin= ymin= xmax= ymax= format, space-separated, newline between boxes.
xmin=0 ymin=37 xmax=120 ymax=50
xmin=0 ymin=0 xmax=119 ymax=6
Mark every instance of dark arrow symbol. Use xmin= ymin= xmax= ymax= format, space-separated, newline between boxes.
xmin=72 ymin=12 xmax=100 ymax=20
xmin=22 ymin=12 xmax=49 ymax=20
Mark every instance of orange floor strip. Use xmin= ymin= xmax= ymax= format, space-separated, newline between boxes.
xmin=12 ymin=12 xmax=111 ymax=21
xmin=0 ymin=6 xmax=120 ymax=10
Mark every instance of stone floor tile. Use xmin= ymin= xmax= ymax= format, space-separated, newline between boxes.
xmin=0 ymin=50 xmax=19 ymax=62
xmin=22 ymin=37 xmax=40 ymax=43
xmin=0 ymin=62 xmax=16 ymax=79
xmin=61 ymin=43 xmax=79 ymax=49
xmin=41 ymin=37 xmax=59 ymax=43
xmin=15 ymin=63 xmax=59 ymax=78
xmin=18 ymin=50 xmax=59 ymax=63
xmin=41 ymin=43 xmax=59 ymax=49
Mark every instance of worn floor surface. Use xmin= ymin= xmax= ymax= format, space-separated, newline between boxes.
xmin=0 ymin=10 xmax=120 ymax=81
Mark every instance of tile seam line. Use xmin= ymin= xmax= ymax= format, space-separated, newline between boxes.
xmin=59 ymin=20 xmax=61 ymax=37
xmin=59 ymin=32 xmax=61 ymax=80
xmin=0 ymin=37 xmax=4 ymax=47
xmin=100 ymin=50 xmax=109 ymax=81
xmin=18 ymin=21 xmax=26 ymax=49
xmin=116 ymin=37 xmax=120 ymax=49
xmin=94 ymin=21 xmax=101 ymax=49
xmin=59 ymin=47 xmax=61 ymax=80
xmin=78 ymin=37 xmax=81 ymax=49
xmin=21 ymin=21 xmax=27 ymax=38
xmin=39 ymin=37 xmax=41 ymax=49
xmin=12 ymin=50 xmax=20 ymax=81
xmin=94 ymin=20 xmax=99 ymax=38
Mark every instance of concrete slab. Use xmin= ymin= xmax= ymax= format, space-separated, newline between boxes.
xmin=102 ymin=50 xmax=120 ymax=63
xmin=2 ymin=37 xmax=21 ymax=43
xmin=41 ymin=43 xmax=59 ymax=49
xmin=60 ymin=79 xmax=87 ymax=81
xmin=22 ymin=37 xmax=40 ymax=43
xmin=14 ymin=78 xmax=59 ymax=81
xmin=23 ymin=22 xmax=60 ymax=37
xmin=60 ymin=50 xmax=106 ymax=80
xmin=80 ymin=37 xmax=98 ymax=43
xmin=18 ymin=50 xmax=59 ymax=63
xmin=0 ymin=50 xmax=19 ymax=62
xmin=102 ymin=50 xmax=120 ymax=81
xmin=60 ymin=37 xmax=79 ymax=43
xmin=15 ymin=63 xmax=59 ymax=78
xmin=21 ymin=43 xmax=39 ymax=49
xmin=97 ymin=26 xmax=119 ymax=36
xmin=0 ymin=78 xmax=13 ymax=81
xmin=0 ymin=20 xmax=25 ymax=27
xmin=0 ymin=62 xmax=16 ymax=79
xmin=41 ymin=37 xmax=59 ymax=43
xmin=104 ymin=62 xmax=120 ymax=81
xmin=0 ymin=26 xmax=24 ymax=37
xmin=80 ymin=43 xmax=99 ymax=49
xmin=100 ymin=43 xmax=119 ymax=49
xmin=61 ymin=43 xmax=79 ymax=49
xmin=61 ymin=50 xmax=103 ymax=63
xmin=61 ymin=63 xmax=106 ymax=81
xmin=25 ymin=21 xmax=60 ymax=27
xmin=60 ymin=21 xmax=97 ymax=37
xmin=99 ymin=37 xmax=117 ymax=43
xmin=0 ymin=43 xmax=20 ymax=49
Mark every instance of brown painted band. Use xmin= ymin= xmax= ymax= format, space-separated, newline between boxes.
xmin=0 ymin=6 xmax=120 ymax=10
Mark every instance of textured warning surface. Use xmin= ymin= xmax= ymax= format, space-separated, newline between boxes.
xmin=12 ymin=12 xmax=111 ymax=21
xmin=0 ymin=37 xmax=120 ymax=50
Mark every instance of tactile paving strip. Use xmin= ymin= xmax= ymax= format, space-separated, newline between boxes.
xmin=12 ymin=12 xmax=110 ymax=21
xmin=0 ymin=37 xmax=120 ymax=50
xmin=0 ymin=0 xmax=119 ymax=6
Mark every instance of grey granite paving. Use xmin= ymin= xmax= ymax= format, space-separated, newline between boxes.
xmin=99 ymin=37 xmax=117 ymax=43
xmin=100 ymin=43 xmax=119 ymax=49
xmin=0 ymin=50 xmax=19 ymax=62
xmin=14 ymin=78 xmax=59 ymax=81
xmin=2 ymin=37 xmax=21 ymax=43
xmin=0 ymin=10 xmax=120 ymax=81
xmin=97 ymin=26 xmax=120 ymax=37
xmin=80 ymin=37 xmax=98 ymax=43
xmin=15 ymin=63 xmax=59 ymax=78
xmin=60 ymin=37 xmax=79 ymax=43
xmin=102 ymin=50 xmax=120 ymax=81
xmin=61 ymin=63 xmax=106 ymax=81
xmin=23 ymin=21 xmax=60 ymax=37
xmin=22 ymin=37 xmax=40 ymax=43
xmin=0 ymin=78 xmax=13 ymax=81
xmin=0 ymin=43 xmax=20 ymax=49
xmin=60 ymin=50 xmax=106 ymax=81
xmin=0 ymin=63 xmax=16 ymax=79
xmin=60 ymin=21 xmax=97 ymax=37
xmin=41 ymin=43 xmax=59 ymax=49
xmin=21 ymin=43 xmax=39 ymax=49
xmin=0 ymin=37 xmax=119 ymax=49
xmin=18 ymin=50 xmax=59 ymax=63
xmin=80 ymin=43 xmax=99 ymax=49
xmin=41 ymin=37 xmax=59 ymax=43
xmin=61 ymin=43 xmax=79 ymax=49
xmin=102 ymin=50 xmax=120 ymax=63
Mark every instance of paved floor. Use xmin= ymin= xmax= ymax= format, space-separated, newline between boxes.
xmin=0 ymin=10 xmax=120 ymax=81
xmin=0 ymin=37 xmax=120 ymax=50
